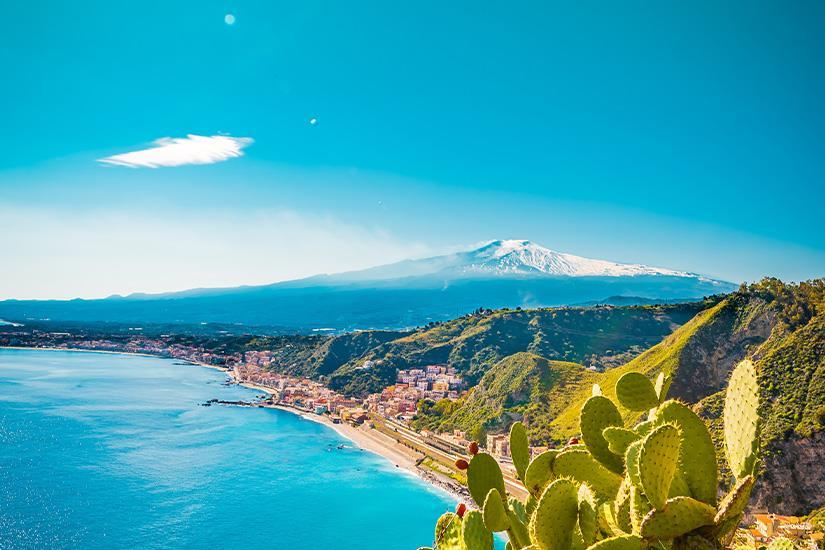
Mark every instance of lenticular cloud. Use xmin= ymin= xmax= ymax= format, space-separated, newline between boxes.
xmin=98 ymin=134 xmax=253 ymax=168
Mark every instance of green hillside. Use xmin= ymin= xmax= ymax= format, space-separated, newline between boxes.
xmin=407 ymin=278 xmax=824 ymax=514
xmin=412 ymin=352 xmax=591 ymax=441
xmin=327 ymin=302 xmax=705 ymax=395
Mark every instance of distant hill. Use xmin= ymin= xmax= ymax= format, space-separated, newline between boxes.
xmin=0 ymin=240 xmax=734 ymax=331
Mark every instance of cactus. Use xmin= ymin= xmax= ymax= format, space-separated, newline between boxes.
xmin=552 ymin=448 xmax=622 ymax=502
xmin=435 ymin=512 xmax=463 ymax=550
xmin=421 ymin=358 xmax=762 ymax=550
xmin=638 ymin=423 xmax=681 ymax=510
xmin=577 ymin=484 xmax=598 ymax=547
xmin=483 ymin=489 xmax=510 ymax=532
xmin=467 ymin=453 xmax=507 ymax=508
xmin=588 ymin=535 xmax=643 ymax=550
xmin=724 ymin=359 xmax=761 ymax=480
xmin=615 ymin=372 xmax=659 ymax=411
xmin=511 ymin=422 xmax=531 ymax=482
xmin=580 ymin=396 xmax=624 ymax=474
xmin=462 ymin=510 xmax=495 ymax=550
xmin=602 ymin=426 xmax=639 ymax=455
xmin=524 ymin=450 xmax=557 ymax=497
xmin=651 ymin=400 xmax=717 ymax=505
xmin=530 ymin=478 xmax=579 ymax=550
xmin=640 ymin=496 xmax=717 ymax=539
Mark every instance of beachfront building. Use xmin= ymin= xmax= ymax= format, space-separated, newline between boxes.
xmin=754 ymin=514 xmax=813 ymax=540
xmin=486 ymin=434 xmax=510 ymax=458
xmin=740 ymin=513 xmax=819 ymax=548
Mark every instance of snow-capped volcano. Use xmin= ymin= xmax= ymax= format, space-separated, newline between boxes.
xmin=331 ymin=239 xmax=702 ymax=282
xmin=0 ymin=239 xmax=734 ymax=331
xmin=453 ymin=240 xmax=693 ymax=278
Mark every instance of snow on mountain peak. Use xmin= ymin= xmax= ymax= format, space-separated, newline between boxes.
xmin=459 ymin=239 xmax=693 ymax=278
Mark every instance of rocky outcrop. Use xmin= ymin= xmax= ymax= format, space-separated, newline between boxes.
xmin=670 ymin=299 xmax=776 ymax=403
xmin=751 ymin=431 xmax=825 ymax=515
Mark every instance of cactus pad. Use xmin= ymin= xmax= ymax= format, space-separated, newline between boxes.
xmin=634 ymin=420 xmax=654 ymax=437
xmin=580 ymin=395 xmax=624 ymax=473
xmin=639 ymin=496 xmax=716 ymax=539
xmin=714 ymin=474 xmax=756 ymax=528
xmin=652 ymin=400 xmax=717 ymax=505
xmin=653 ymin=372 xmax=671 ymax=403
xmin=507 ymin=507 xmax=531 ymax=549
xmin=639 ymin=423 xmax=681 ymax=510
xmin=668 ymin=472 xmax=691 ymax=499
xmin=510 ymin=421 xmax=531 ymax=482
xmin=613 ymin=478 xmax=633 ymax=534
xmin=616 ymin=372 xmax=660 ymax=411
xmin=510 ymin=496 xmax=528 ymax=524
xmin=530 ymin=478 xmax=579 ymax=550
xmin=724 ymin=359 xmax=760 ymax=480
xmin=628 ymin=485 xmax=651 ymax=535
xmin=588 ymin=535 xmax=644 ymax=550
xmin=461 ymin=509 xmax=494 ymax=550
xmin=624 ymin=440 xmax=643 ymax=491
xmin=467 ymin=452 xmax=507 ymax=508
xmin=525 ymin=450 xmax=558 ymax=497
xmin=577 ymin=483 xmax=598 ymax=546
xmin=482 ymin=489 xmax=510 ymax=532
xmin=553 ymin=449 xmax=622 ymax=502
xmin=603 ymin=426 xmax=640 ymax=455
xmin=434 ymin=512 xmax=463 ymax=550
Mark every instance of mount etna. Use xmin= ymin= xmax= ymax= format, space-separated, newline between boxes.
xmin=0 ymin=240 xmax=734 ymax=331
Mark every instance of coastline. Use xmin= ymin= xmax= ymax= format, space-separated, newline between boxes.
xmin=0 ymin=345 xmax=464 ymax=503
xmin=228 ymin=376 xmax=464 ymax=502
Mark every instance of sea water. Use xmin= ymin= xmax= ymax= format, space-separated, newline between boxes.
xmin=0 ymin=349 xmax=459 ymax=549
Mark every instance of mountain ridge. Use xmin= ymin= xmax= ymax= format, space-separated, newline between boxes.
xmin=0 ymin=240 xmax=735 ymax=330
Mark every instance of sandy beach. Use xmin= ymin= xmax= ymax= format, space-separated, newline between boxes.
xmin=230 ymin=374 xmax=465 ymax=500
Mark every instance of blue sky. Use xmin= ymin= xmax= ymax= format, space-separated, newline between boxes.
xmin=1 ymin=1 xmax=824 ymax=299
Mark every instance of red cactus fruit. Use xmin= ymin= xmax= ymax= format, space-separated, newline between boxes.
xmin=468 ymin=441 xmax=479 ymax=455
xmin=455 ymin=458 xmax=469 ymax=470
xmin=455 ymin=502 xmax=467 ymax=518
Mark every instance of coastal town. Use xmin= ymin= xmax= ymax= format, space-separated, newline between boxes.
xmin=1 ymin=327 xmax=822 ymax=548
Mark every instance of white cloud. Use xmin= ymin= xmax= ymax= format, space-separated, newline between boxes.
xmin=98 ymin=134 xmax=253 ymax=168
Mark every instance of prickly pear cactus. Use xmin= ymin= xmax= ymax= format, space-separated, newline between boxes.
xmin=462 ymin=510 xmax=494 ymax=550
xmin=530 ymin=478 xmax=578 ymax=550
xmin=724 ymin=359 xmax=761 ymax=479
xmin=615 ymin=372 xmax=659 ymax=411
xmin=510 ymin=422 xmax=531 ymax=482
xmin=467 ymin=453 xmax=507 ymax=508
xmin=483 ymin=489 xmax=510 ymax=532
xmin=580 ymin=396 xmax=624 ymax=474
xmin=638 ymin=423 xmax=681 ymax=510
xmin=421 ymin=360 xmax=763 ymax=550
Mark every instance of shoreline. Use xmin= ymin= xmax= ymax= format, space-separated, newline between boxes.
xmin=226 ymin=374 xmax=464 ymax=502
xmin=0 ymin=345 xmax=465 ymax=503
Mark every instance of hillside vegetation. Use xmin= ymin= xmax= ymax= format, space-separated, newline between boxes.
xmin=410 ymin=278 xmax=824 ymax=514
xmin=326 ymin=302 xmax=705 ymax=395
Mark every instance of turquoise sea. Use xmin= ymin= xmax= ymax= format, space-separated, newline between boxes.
xmin=0 ymin=349 xmax=456 ymax=549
